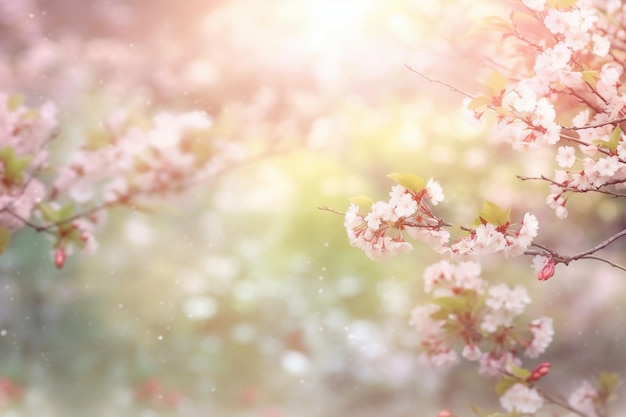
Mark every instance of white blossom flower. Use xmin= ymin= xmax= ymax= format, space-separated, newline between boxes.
xmin=393 ymin=192 xmax=417 ymax=218
xmin=568 ymin=380 xmax=599 ymax=417
xmin=500 ymin=384 xmax=544 ymax=414
xmin=526 ymin=316 xmax=554 ymax=358
xmin=462 ymin=344 xmax=482 ymax=361
xmin=426 ymin=179 xmax=444 ymax=205
xmin=486 ymin=284 xmax=531 ymax=315
xmin=592 ymin=34 xmax=610 ymax=57
xmin=557 ymin=146 xmax=576 ymax=168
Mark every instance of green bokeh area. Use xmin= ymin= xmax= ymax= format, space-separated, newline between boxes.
xmin=1 ymin=0 xmax=626 ymax=416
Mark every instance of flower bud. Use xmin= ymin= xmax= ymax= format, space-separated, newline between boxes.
xmin=528 ymin=362 xmax=551 ymax=382
xmin=54 ymin=248 xmax=66 ymax=269
xmin=537 ymin=258 xmax=555 ymax=281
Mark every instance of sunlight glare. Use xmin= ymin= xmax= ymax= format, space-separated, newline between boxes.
xmin=289 ymin=0 xmax=375 ymax=51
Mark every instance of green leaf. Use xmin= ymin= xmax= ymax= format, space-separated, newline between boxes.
xmin=478 ymin=201 xmax=510 ymax=226
xmin=495 ymin=376 xmax=520 ymax=396
xmin=547 ymin=0 xmax=579 ymax=9
xmin=484 ymin=71 xmax=507 ymax=97
xmin=0 ymin=227 xmax=11 ymax=255
xmin=0 ymin=146 xmax=32 ymax=184
xmin=494 ymin=106 xmax=515 ymax=118
xmin=38 ymin=203 xmax=60 ymax=223
xmin=594 ymin=126 xmax=621 ymax=152
xmin=85 ymin=128 xmax=113 ymax=150
xmin=432 ymin=296 xmax=467 ymax=314
xmin=467 ymin=96 xmax=491 ymax=110
xmin=386 ymin=173 xmax=426 ymax=192
xmin=509 ymin=364 xmax=531 ymax=380
xmin=5 ymin=155 xmax=31 ymax=183
xmin=470 ymin=405 xmax=493 ymax=417
xmin=6 ymin=94 xmax=24 ymax=111
xmin=597 ymin=372 xmax=621 ymax=400
xmin=0 ymin=146 xmax=13 ymax=161
xmin=349 ymin=195 xmax=373 ymax=209
xmin=57 ymin=203 xmax=75 ymax=220
xmin=479 ymin=16 xmax=513 ymax=32
xmin=581 ymin=70 xmax=599 ymax=87
xmin=468 ymin=290 xmax=487 ymax=316
xmin=470 ymin=405 xmax=506 ymax=417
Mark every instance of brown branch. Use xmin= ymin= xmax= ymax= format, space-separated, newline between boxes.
xmin=516 ymin=175 xmax=626 ymax=198
xmin=525 ymin=228 xmax=626 ymax=272
xmin=404 ymin=64 xmax=474 ymax=99
xmin=576 ymin=228 xmax=626 ymax=258
xmin=580 ymin=255 xmax=626 ymax=272
xmin=318 ymin=206 xmax=345 ymax=216
xmin=567 ymin=116 xmax=626 ymax=130
xmin=538 ymin=389 xmax=589 ymax=417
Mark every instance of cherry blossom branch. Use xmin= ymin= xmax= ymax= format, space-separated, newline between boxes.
xmin=570 ymin=228 xmax=626 ymax=259
xmin=558 ymin=132 xmax=626 ymax=165
xmin=537 ymin=389 xmax=589 ymax=417
xmin=5 ymin=199 xmax=123 ymax=235
xmin=567 ymin=116 xmax=626 ymax=130
xmin=525 ymin=229 xmax=626 ymax=272
xmin=404 ymin=65 xmax=474 ymax=99
xmin=517 ymin=175 xmax=626 ymax=198
xmin=580 ymin=255 xmax=626 ymax=272
xmin=318 ymin=206 xmax=345 ymax=216
xmin=5 ymin=139 xmax=303 ymax=242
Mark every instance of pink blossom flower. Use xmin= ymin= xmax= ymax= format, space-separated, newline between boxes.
xmin=478 ymin=352 xmax=521 ymax=377
xmin=568 ymin=380 xmax=599 ymax=417
xmin=594 ymin=155 xmax=620 ymax=177
xmin=426 ymin=179 xmax=444 ymax=205
xmin=500 ymin=384 xmax=544 ymax=414
xmin=462 ymin=344 xmax=482 ymax=361
xmin=526 ymin=317 xmax=554 ymax=358
xmin=557 ymin=146 xmax=576 ymax=168
xmin=592 ymin=34 xmax=610 ymax=56
xmin=533 ymin=256 xmax=556 ymax=281
xmin=555 ymin=205 xmax=568 ymax=219
xmin=544 ymin=9 xmax=569 ymax=34
xmin=486 ymin=284 xmax=531 ymax=315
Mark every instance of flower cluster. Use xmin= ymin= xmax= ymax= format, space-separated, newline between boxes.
xmin=342 ymin=0 xmax=626 ymax=415
xmin=52 ymin=110 xmax=213 ymax=206
xmin=500 ymin=383 xmax=544 ymax=414
xmin=0 ymin=90 xmax=239 ymax=266
xmin=409 ymin=260 xmax=554 ymax=374
xmin=448 ymin=212 xmax=539 ymax=258
xmin=344 ymin=174 xmax=539 ymax=262
xmin=0 ymin=94 xmax=56 ymax=232
xmin=42 ymin=108 xmax=217 ymax=263
xmin=465 ymin=0 xmax=626 ymax=219
xmin=567 ymin=380 xmax=600 ymax=417
xmin=344 ymin=175 xmax=448 ymax=260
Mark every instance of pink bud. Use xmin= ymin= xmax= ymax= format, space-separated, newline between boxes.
xmin=54 ymin=248 xmax=66 ymax=269
xmin=436 ymin=410 xmax=457 ymax=417
xmin=537 ymin=258 xmax=555 ymax=281
xmin=528 ymin=362 xmax=551 ymax=382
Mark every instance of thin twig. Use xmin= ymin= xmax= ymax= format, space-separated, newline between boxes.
xmin=538 ymin=389 xmax=588 ymax=417
xmin=580 ymin=255 xmax=626 ymax=272
xmin=318 ymin=206 xmax=345 ymax=216
xmin=525 ymin=228 xmax=626 ymax=272
xmin=567 ymin=116 xmax=626 ymax=130
xmin=516 ymin=175 xmax=626 ymax=198
xmin=404 ymin=64 xmax=474 ymax=99
xmin=576 ymin=228 xmax=626 ymax=258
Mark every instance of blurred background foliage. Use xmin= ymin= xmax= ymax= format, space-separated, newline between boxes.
xmin=0 ymin=0 xmax=625 ymax=416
